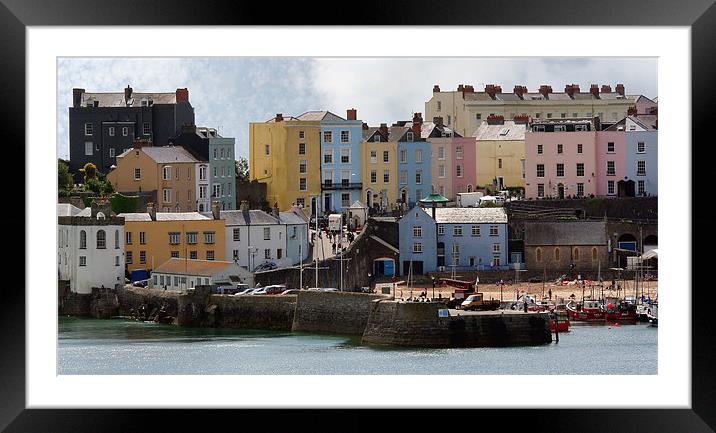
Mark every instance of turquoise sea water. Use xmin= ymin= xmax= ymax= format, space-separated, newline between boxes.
xmin=58 ymin=316 xmax=657 ymax=375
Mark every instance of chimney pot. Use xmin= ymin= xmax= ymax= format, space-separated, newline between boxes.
xmin=124 ymin=85 xmax=133 ymax=101
xmin=379 ymin=123 xmax=388 ymax=138
xmin=146 ymin=202 xmax=156 ymax=221
xmin=601 ymin=84 xmax=612 ymax=93
xmin=627 ymin=106 xmax=638 ymax=116
xmin=73 ymin=88 xmax=85 ymax=107
xmin=347 ymin=108 xmax=357 ymax=121
xmin=457 ymin=84 xmax=465 ymax=92
xmin=485 ymin=84 xmax=498 ymax=99
xmin=240 ymin=200 xmax=250 ymax=212
xmin=211 ymin=201 xmax=221 ymax=220
xmin=539 ymin=85 xmax=552 ymax=97
xmin=615 ymin=84 xmax=625 ymax=96
xmin=275 ymin=113 xmax=283 ymax=122
xmin=362 ymin=122 xmax=368 ymax=130
xmin=590 ymin=84 xmax=600 ymax=98
xmin=175 ymin=88 xmax=189 ymax=102
xmin=433 ymin=116 xmax=443 ymax=127
xmin=433 ymin=85 xmax=440 ymax=93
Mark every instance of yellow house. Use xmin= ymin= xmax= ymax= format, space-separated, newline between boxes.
xmin=249 ymin=114 xmax=321 ymax=216
xmin=473 ymin=120 xmax=527 ymax=190
xmin=119 ymin=203 xmax=226 ymax=272
xmin=361 ymin=124 xmax=398 ymax=210
xmin=108 ymin=144 xmax=201 ymax=212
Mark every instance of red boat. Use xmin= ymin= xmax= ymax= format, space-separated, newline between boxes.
xmin=565 ymin=299 xmax=606 ymax=322
xmin=603 ymin=298 xmax=638 ymax=323
xmin=549 ymin=310 xmax=570 ymax=332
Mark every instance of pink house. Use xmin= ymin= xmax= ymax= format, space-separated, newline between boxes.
xmin=524 ymin=119 xmax=597 ymax=199
xmin=452 ymin=136 xmax=477 ymax=194
xmin=595 ymin=131 xmax=626 ymax=196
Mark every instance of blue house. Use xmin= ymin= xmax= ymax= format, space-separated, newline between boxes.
xmin=624 ymin=116 xmax=658 ymax=196
xmin=398 ymin=205 xmax=509 ymax=275
xmin=398 ymin=113 xmax=433 ymax=207
xmin=300 ymin=109 xmax=363 ymax=214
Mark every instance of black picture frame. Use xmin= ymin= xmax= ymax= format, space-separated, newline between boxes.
xmin=2 ymin=0 xmax=714 ymax=431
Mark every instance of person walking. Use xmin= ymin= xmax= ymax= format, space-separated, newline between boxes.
xmin=548 ymin=288 xmax=552 ymax=300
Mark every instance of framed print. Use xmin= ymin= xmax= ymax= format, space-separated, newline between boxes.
xmin=2 ymin=0 xmax=715 ymax=431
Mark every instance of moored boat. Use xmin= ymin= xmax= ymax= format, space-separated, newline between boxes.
xmin=646 ymin=303 xmax=658 ymax=327
xmin=603 ymin=297 xmax=638 ymax=324
xmin=549 ymin=309 xmax=570 ymax=332
xmin=565 ymin=299 xmax=606 ymax=322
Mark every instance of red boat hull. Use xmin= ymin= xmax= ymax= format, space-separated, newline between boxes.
xmin=550 ymin=320 xmax=570 ymax=332
xmin=605 ymin=310 xmax=638 ymax=323
xmin=566 ymin=307 xmax=605 ymax=322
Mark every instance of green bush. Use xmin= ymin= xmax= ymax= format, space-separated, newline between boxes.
xmin=109 ymin=193 xmax=139 ymax=214
xmin=83 ymin=197 xmax=94 ymax=208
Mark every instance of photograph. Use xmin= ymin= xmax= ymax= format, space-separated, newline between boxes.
xmin=56 ymin=56 xmax=660 ymax=375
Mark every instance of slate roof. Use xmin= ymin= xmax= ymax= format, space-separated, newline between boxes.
xmin=426 ymin=207 xmax=508 ymax=224
xmin=455 ymin=89 xmax=630 ymax=102
xmin=296 ymin=111 xmax=345 ymax=122
xmin=279 ymin=211 xmax=307 ymax=225
xmin=117 ymin=212 xmax=211 ymax=221
xmin=154 ymin=258 xmax=241 ymax=276
xmin=524 ymin=221 xmax=607 ymax=246
xmin=80 ymin=91 xmax=177 ymax=107
xmin=57 ymin=203 xmax=84 ymax=217
xmin=604 ymin=115 xmax=658 ymax=132
xmin=117 ymin=146 xmax=200 ymax=164
xmin=472 ymin=120 xmax=526 ymax=140
xmin=208 ymin=210 xmax=279 ymax=225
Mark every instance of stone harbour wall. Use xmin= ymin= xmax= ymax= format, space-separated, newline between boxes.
xmin=210 ymin=294 xmax=296 ymax=331
xmin=116 ymin=285 xmax=179 ymax=318
xmin=291 ymin=291 xmax=390 ymax=335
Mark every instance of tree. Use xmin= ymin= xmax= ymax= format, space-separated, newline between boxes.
xmin=78 ymin=162 xmax=97 ymax=185
xmin=58 ymin=160 xmax=73 ymax=191
xmin=235 ymin=157 xmax=249 ymax=182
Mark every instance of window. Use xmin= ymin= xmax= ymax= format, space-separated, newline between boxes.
xmin=456 ymin=146 xmax=463 ymax=160
xmin=370 ymin=151 xmax=377 ymax=163
xmin=299 ymin=131 xmax=305 ymax=139
xmin=453 ymin=226 xmax=463 ymax=237
xmin=637 ymin=161 xmax=646 ymax=176
xmin=577 ymin=183 xmax=584 ymax=197
xmin=204 ymin=232 xmax=215 ymax=244
xmin=341 ymin=193 xmax=350 ymax=208
xmin=547 ymin=113 xmax=552 ymax=118
xmin=577 ymin=144 xmax=583 ymax=154
xmin=220 ymin=148 xmax=225 ymax=159
xmin=190 ymin=251 xmax=197 ymax=260
xmin=489 ymin=225 xmax=498 ymax=236
xmin=122 ymin=127 xmax=128 ymax=136
xmin=413 ymin=242 xmax=422 ymax=253
xmin=207 ymin=251 xmax=215 ymax=261
xmin=296 ymin=197 xmax=305 ymax=207
xmin=233 ymin=228 xmax=240 ymax=241
xmin=232 ymin=249 xmax=239 ymax=261
xmin=573 ymin=248 xmax=580 ymax=261
xmin=126 ymin=232 xmax=133 ymax=245
xmin=438 ymin=147 xmax=445 ymax=160
xmin=536 ymin=248 xmax=542 ymax=263
xmin=370 ymin=170 xmax=377 ymax=183
xmin=557 ymin=144 xmax=563 ymax=154
xmin=383 ymin=151 xmax=389 ymax=163
xmin=299 ymin=160 xmax=307 ymax=174
xmin=493 ymin=243 xmax=501 ymax=253
xmin=637 ymin=142 xmax=646 ymax=153
xmin=79 ymin=256 xmax=87 ymax=266
xmin=114 ymin=230 xmax=119 ymax=249
xmin=537 ymin=144 xmax=543 ymax=155
xmin=576 ymin=163 xmax=584 ymax=177
xmin=139 ymin=251 xmax=146 ymax=264
xmin=608 ymin=180 xmax=615 ymax=195
xmin=108 ymin=126 xmax=115 ymax=137
xmin=447 ymin=115 xmax=451 ymax=124
xmin=383 ymin=171 xmax=390 ymax=183
xmin=373 ymin=134 xmax=381 ymax=142
xmin=438 ymin=165 xmax=445 ymax=178
xmin=471 ymin=225 xmax=480 ymax=236
xmin=560 ymin=113 xmax=566 ymax=118
xmin=575 ymin=124 xmax=587 ymax=131
xmin=214 ymin=167 xmax=218 ymax=177
xmin=115 ymin=256 xmax=120 ymax=267
xmin=170 ymin=251 xmax=179 ymax=258
xmin=169 ymin=232 xmax=180 ymax=244
xmin=84 ymin=123 xmax=93 ymax=136
xmin=109 ymin=148 xmax=115 ymax=158
xmin=299 ymin=178 xmax=307 ymax=191
xmin=399 ymin=149 xmax=407 ymax=163
xmin=78 ymin=230 xmax=87 ymax=249
xmin=199 ymin=166 xmax=207 ymax=180
xmin=84 ymin=141 xmax=93 ymax=156
xmin=535 ymin=113 xmax=541 ymax=119
xmin=638 ymin=180 xmax=645 ymax=196
xmin=437 ymin=101 xmax=441 ymax=111
xmin=592 ymin=247 xmax=598 ymax=261
xmin=341 ymin=131 xmax=349 ymax=143
xmin=299 ymin=143 xmax=306 ymax=155
xmin=536 ymin=164 xmax=545 ymax=178
xmin=556 ymin=164 xmax=564 ymax=177
xmin=126 ymin=251 xmax=133 ymax=264
xmin=456 ymin=165 xmax=463 ymax=178
xmin=213 ymin=184 xmax=221 ymax=197
xmin=498 ymin=158 xmax=502 ymax=169
xmin=96 ymin=230 xmax=106 ymax=249
xmin=135 ymin=231 xmax=144 ymax=246
xmin=415 ymin=170 xmax=422 ymax=184
xmin=340 ymin=148 xmax=350 ymax=164
xmin=406 ymin=131 xmax=414 ymax=142
xmin=143 ymin=122 xmax=150 ymax=136
xmin=554 ymin=248 xmax=560 ymax=261
xmin=413 ymin=226 xmax=422 ymax=238
xmin=414 ymin=149 xmax=423 ymax=163
xmin=276 ymin=249 xmax=283 ymax=260
xmin=476 ymin=113 xmax=481 ymax=119
xmin=537 ymin=184 xmax=545 ymax=198
xmin=134 ymin=168 xmax=141 ymax=180
xmin=265 ymin=144 xmax=270 ymax=155
xmin=163 ymin=166 xmax=171 ymax=180
xmin=323 ymin=150 xmax=333 ymax=164
xmin=214 ymin=148 xmax=218 ymax=159
xmin=400 ymin=171 xmax=407 ymax=185
xmin=187 ymin=232 xmax=197 ymax=244
xmin=263 ymin=227 xmax=271 ymax=240
xmin=437 ymin=225 xmax=444 ymax=235
xmin=607 ymin=142 xmax=615 ymax=153
xmin=162 ymin=188 xmax=171 ymax=203
xmin=323 ymin=131 xmax=333 ymax=143
xmin=607 ymin=161 xmax=615 ymax=176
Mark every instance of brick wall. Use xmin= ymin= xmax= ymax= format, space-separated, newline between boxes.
xmin=291 ymin=291 xmax=389 ymax=335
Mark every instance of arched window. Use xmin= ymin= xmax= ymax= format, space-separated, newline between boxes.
xmin=115 ymin=230 xmax=119 ymax=249
xmin=96 ymin=212 xmax=105 ymax=220
xmin=467 ymin=184 xmax=473 ymax=192
xmin=536 ymin=248 xmax=542 ymax=263
xmin=555 ymin=247 xmax=560 ymax=261
xmin=592 ymin=247 xmax=598 ymax=261
xmin=79 ymin=230 xmax=87 ymax=249
xmin=573 ymin=248 xmax=579 ymax=261
xmin=97 ymin=230 xmax=106 ymax=249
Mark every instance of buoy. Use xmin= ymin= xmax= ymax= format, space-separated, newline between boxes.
xmin=607 ymin=303 xmax=613 ymax=309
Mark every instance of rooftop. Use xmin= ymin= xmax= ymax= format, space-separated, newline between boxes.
xmin=524 ymin=221 xmax=607 ymax=246
xmin=296 ymin=111 xmax=346 ymax=122
xmin=57 ymin=203 xmax=88 ymax=217
xmin=117 ymin=146 xmax=201 ymax=164
xmin=472 ymin=120 xmax=527 ymax=140
xmin=117 ymin=212 xmax=212 ymax=222
xmin=154 ymin=258 xmax=240 ymax=277
xmin=79 ymin=91 xmax=178 ymax=108
xmin=428 ymin=207 xmax=508 ymax=224
xmin=205 ymin=209 xmax=279 ymax=225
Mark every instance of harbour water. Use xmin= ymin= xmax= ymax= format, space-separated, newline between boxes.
xmin=58 ymin=316 xmax=657 ymax=375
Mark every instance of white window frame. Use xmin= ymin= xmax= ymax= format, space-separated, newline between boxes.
xmin=163 ymin=166 xmax=172 ymax=180
xmin=370 ymin=170 xmax=377 ymax=183
xmin=413 ymin=242 xmax=422 ymax=253
xmin=134 ymin=168 xmax=141 ymax=180
xmin=323 ymin=131 xmax=333 ymax=143
xmin=299 ymin=130 xmax=305 ymax=139
xmin=204 ymin=232 xmax=215 ymax=244
xmin=370 ymin=151 xmax=377 ymax=164
xmin=413 ymin=226 xmax=422 ymax=238
xmin=453 ymin=226 xmax=463 ymax=237
xmin=471 ymin=225 xmax=480 ymax=236
xmin=489 ymin=225 xmax=499 ymax=236
xmin=263 ymin=227 xmax=271 ymax=240
xmin=607 ymin=161 xmax=616 ymax=176
xmin=576 ymin=163 xmax=585 ymax=177
xmin=537 ymin=144 xmax=543 ymax=155
xmin=84 ymin=123 xmax=93 ymax=136
xmin=340 ymin=130 xmax=349 ymax=143
xmin=109 ymin=126 xmax=115 ymax=136
xmin=299 ymin=160 xmax=307 ymax=174
xmin=85 ymin=141 xmax=93 ymax=156
xmin=537 ymin=184 xmax=544 ymax=198
xmin=637 ymin=142 xmax=646 ymax=153
xmin=299 ymin=178 xmax=307 ymax=191
xmin=323 ymin=149 xmax=333 ymax=164
xmin=143 ymin=122 xmax=150 ymax=136
xmin=340 ymin=148 xmax=350 ymax=164
xmin=122 ymin=126 xmax=128 ymax=136
xmin=109 ymin=148 xmax=115 ymax=158
xmin=415 ymin=169 xmax=422 ymax=185
xmin=607 ymin=180 xmax=615 ymax=195
xmin=400 ymin=149 xmax=407 ymax=163
xmin=556 ymin=163 xmax=565 ymax=177
xmin=637 ymin=160 xmax=646 ymax=176
xmin=162 ymin=188 xmax=171 ymax=203
xmin=456 ymin=146 xmax=463 ymax=160
xmin=438 ymin=225 xmax=444 ymax=235
xmin=415 ymin=149 xmax=422 ymax=163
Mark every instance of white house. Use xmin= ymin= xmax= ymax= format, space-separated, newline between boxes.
xmin=151 ymin=258 xmax=254 ymax=291
xmin=58 ymin=203 xmax=125 ymax=294
xmin=195 ymin=162 xmax=211 ymax=212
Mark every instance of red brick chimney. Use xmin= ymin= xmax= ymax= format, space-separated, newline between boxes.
xmin=175 ymin=88 xmax=189 ymax=102
xmin=464 ymin=85 xmax=474 ymax=94
xmin=433 ymin=84 xmax=441 ymax=93
xmin=627 ymin=106 xmax=637 ymax=116
xmin=433 ymin=116 xmax=444 ymax=127
xmin=601 ymin=84 xmax=612 ymax=93
xmin=379 ymin=123 xmax=388 ymax=138
xmin=590 ymin=84 xmax=600 ymax=98
xmin=132 ymin=138 xmax=144 ymax=149
xmin=275 ymin=113 xmax=283 ymax=122
xmin=362 ymin=122 xmax=369 ymax=130
xmin=615 ymin=84 xmax=625 ymax=96
xmin=485 ymin=84 xmax=499 ymax=99
xmin=457 ymin=84 xmax=465 ymax=92
xmin=539 ymin=85 xmax=552 ymax=98
xmin=513 ymin=85 xmax=527 ymax=98
xmin=565 ymin=84 xmax=580 ymax=97
xmin=486 ymin=114 xmax=505 ymax=125
xmin=411 ymin=112 xmax=423 ymax=135
xmin=124 ymin=85 xmax=133 ymax=102
xmin=347 ymin=108 xmax=357 ymax=120
xmin=513 ymin=114 xmax=529 ymax=124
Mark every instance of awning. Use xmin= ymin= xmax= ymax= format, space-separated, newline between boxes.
xmin=641 ymin=249 xmax=658 ymax=260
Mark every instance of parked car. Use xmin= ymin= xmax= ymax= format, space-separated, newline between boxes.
xmin=280 ymin=289 xmax=302 ymax=295
xmin=254 ymin=261 xmax=278 ymax=272
xmin=263 ymin=284 xmax=287 ymax=295
xmin=233 ymin=287 xmax=254 ymax=296
xmin=250 ymin=287 xmax=268 ymax=295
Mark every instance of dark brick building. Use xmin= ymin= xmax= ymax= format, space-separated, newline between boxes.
xmin=68 ymin=85 xmax=195 ymax=178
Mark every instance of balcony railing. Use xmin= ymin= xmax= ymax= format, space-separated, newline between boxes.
xmin=322 ymin=182 xmax=363 ymax=190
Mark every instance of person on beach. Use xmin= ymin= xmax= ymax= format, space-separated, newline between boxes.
xmin=548 ymin=288 xmax=552 ymax=300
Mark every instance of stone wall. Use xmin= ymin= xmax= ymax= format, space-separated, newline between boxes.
xmin=89 ymin=287 xmax=119 ymax=319
xmin=116 ymin=285 xmax=179 ymax=318
xmin=210 ymin=294 xmax=296 ymax=331
xmin=58 ymin=280 xmax=91 ymax=316
xmin=361 ymin=301 xmax=551 ymax=347
xmin=292 ymin=291 xmax=389 ymax=335
xmin=506 ymin=197 xmax=658 ymax=220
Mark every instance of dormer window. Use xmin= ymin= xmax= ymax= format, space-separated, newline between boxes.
xmin=406 ymin=131 xmax=414 ymax=141
xmin=373 ymin=134 xmax=381 ymax=142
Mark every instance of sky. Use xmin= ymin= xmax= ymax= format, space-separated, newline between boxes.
xmin=57 ymin=57 xmax=657 ymax=161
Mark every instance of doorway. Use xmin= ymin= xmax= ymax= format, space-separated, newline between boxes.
xmin=557 ymin=183 xmax=565 ymax=199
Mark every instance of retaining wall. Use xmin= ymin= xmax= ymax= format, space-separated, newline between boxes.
xmin=116 ymin=286 xmax=179 ymax=318
xmin=292 ymin=291 xmax=389 ymax=335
